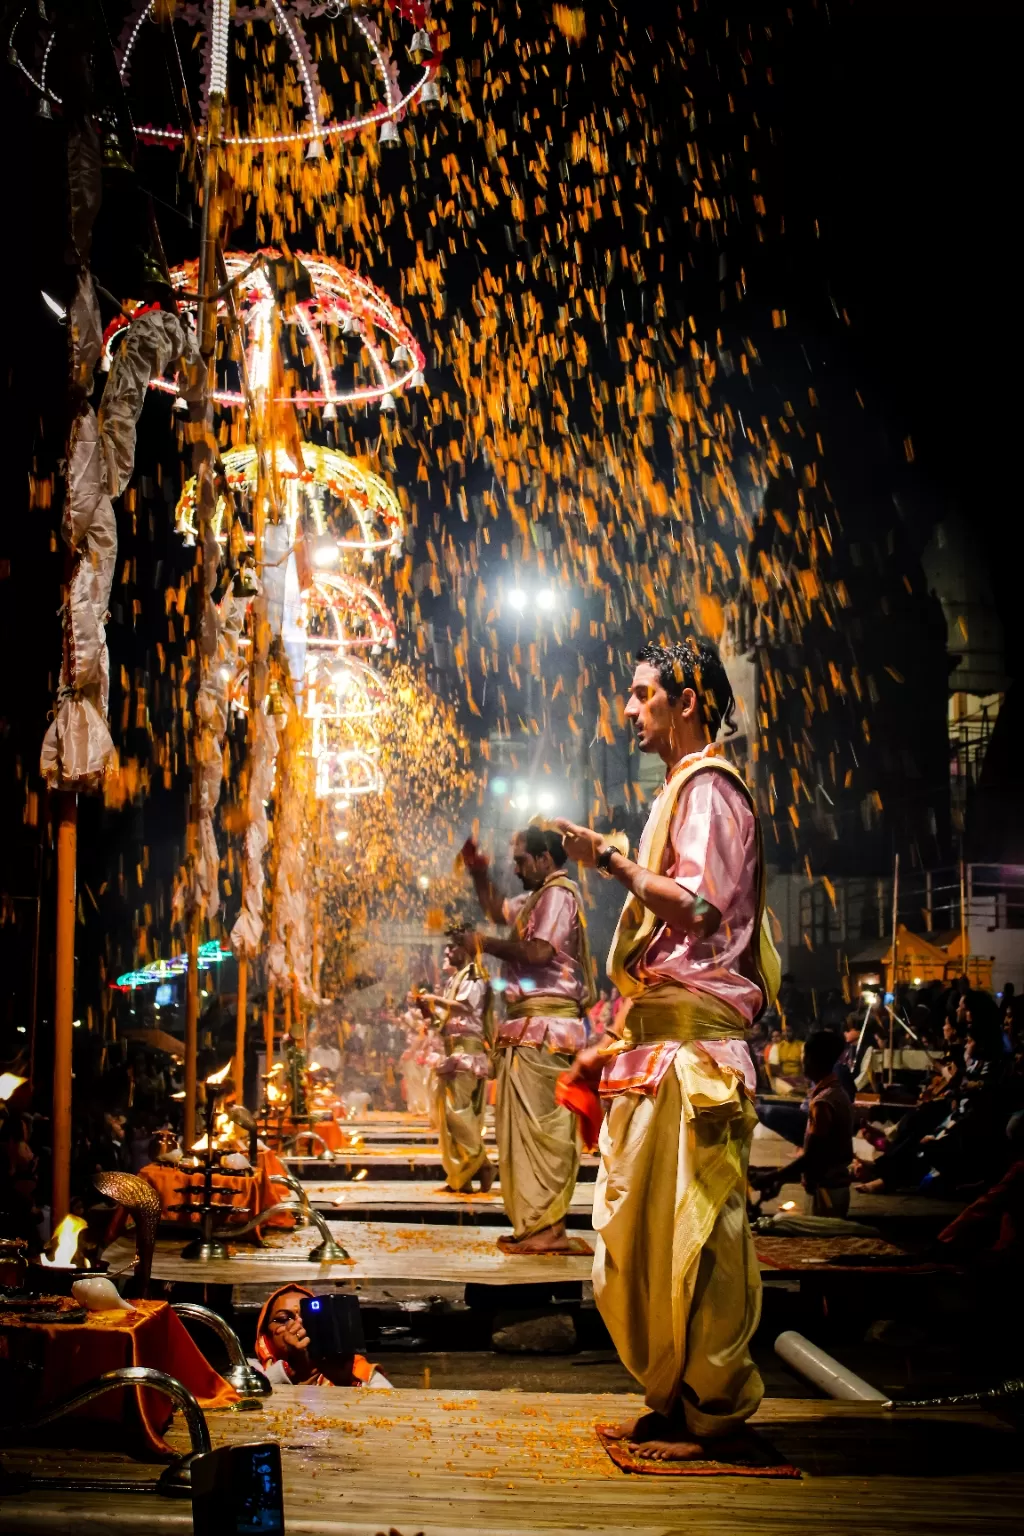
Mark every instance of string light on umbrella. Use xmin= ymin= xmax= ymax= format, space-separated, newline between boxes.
xmin=103 ymin=252 xmax=425 ymax=414
xmin=10 ymin=1 xmax=442 ymax=151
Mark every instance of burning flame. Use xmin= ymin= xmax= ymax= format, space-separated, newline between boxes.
xmin=780 ymin=1200 xmax=798 ymax=1212
xmin=308 ymin=1061 xmax=321 ymax=1072
xmin=267 ymin=1082 xmax=286 ymax=1105
xmin=41 ymin=1213 xmax=89 ymax=1268
xmin=206 ymin=1061 xmax=232 ymax=1087
xmin=353 ymin=1168 xmax=369 ymax=1182
xmin=191 ymin=1134 xmax=210 ymax=1152
xmin=0 ymin=1072 xmax=27 ymax=1102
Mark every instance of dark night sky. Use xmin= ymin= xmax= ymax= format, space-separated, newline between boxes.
xmin=0 ymin=0 xmax=1018 ymax=1047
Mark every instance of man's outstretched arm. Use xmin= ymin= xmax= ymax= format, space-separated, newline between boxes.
xmin=450 ymin=928 xmax=555 ymax=969
xmin=553 ymin=819 xmax=720 ymax=938
xmin=462 ymin=838 xmax=506 ymax=924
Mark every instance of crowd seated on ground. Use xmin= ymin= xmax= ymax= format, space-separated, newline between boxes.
xmin=749 ymin=978 xmax=1024 ymax=1216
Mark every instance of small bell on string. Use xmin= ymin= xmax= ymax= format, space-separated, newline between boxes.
xmin=410 ymin=368 xmax=425 ymax=387
xmin=37 ymin=96 xmax=53 ymax=120
xmin=322 ymin=401 xmax=337 ymax=421
xmin=379 ymin=391 xmax=396 ymax=414
xmin=391 ymin=344 xmax=409 ymax=367
xmin=420 ymin=79 xmax=441 ymax=108
xmin=101 ymin=114 xmax=132 ymax=174
xmin=378 ymin=118 xmax=400 ymax=147
xmin=266 ymin=678 xmax=287 ymax=716
xmin=138 ymin=246 xmax=172 ymax=293
xmin=408 ymin=28 xmax=431 ymax=64
xmin=305 ymin=137 xmax=324 ymax=161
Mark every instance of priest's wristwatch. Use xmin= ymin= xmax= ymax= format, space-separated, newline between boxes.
xmin=595 ymin=842 xmax=616 ymax=877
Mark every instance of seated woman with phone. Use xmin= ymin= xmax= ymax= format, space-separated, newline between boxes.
xmin=255 ymin=1285 xmax=392 ymax=1388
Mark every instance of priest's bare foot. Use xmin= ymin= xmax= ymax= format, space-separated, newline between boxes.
xmin=604 ymin=1411 xmax=705 ymax=1460
xmin=855 ymin=1178 xmax=886 ymax=1194
xmin=505 ymin=1221 xmax=574 ymax=1253
xmin=476 ymin=1160 xmax=496 ymax=1193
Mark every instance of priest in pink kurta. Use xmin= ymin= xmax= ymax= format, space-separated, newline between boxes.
xmin=456 ymin=825 xmax=593 ymax=1252
xmin=557 ymin=639 xmax=779 ymax=1461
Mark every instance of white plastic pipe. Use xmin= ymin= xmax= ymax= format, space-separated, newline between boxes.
xmin=775 ymin=1330 xmax=890 ymax=1403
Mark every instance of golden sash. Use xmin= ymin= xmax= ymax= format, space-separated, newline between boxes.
xmin=620 ymin=984 xmax=746 ymax=1044
xmin=506 ymin=994 xmax=584 ymax=1021
xmin=607 ymin=753 xmax=780 ymax=1014
xmin=509 ymin=872 xmax=598 ymax=1010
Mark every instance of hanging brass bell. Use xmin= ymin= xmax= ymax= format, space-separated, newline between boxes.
xmin=101 ymin=116 xmax=133 ymax=174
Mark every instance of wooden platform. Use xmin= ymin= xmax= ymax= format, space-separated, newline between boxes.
xmin=103 ymin=1221 xmax=595 ymax=1288
xmin=284 ymin=1149 xmax=602 ymax=1182
xmin=303 ymin=1178 xmax=595 ymax=1217
xmin=1 ymin=1386 xmax=1020 ymax=1534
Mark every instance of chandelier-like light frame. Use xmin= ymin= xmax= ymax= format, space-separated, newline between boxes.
xmin=175 ymin=440 xmax=405 ymax=555
xmin=11 ymin=0 xmax=440 ymax=150
xmin=103 ymin=252 xmax=425 ymax=411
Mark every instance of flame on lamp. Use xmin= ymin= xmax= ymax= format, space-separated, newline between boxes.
xmin=191 ymin=1134 xmax=210 ymax=1153
xmin=41 ymin=1213 xmax=89 ymax=1268
xmin=206 ymin=1061 xmax=233 ymax=1087
xmin=0 ymin=1072 xmax=27 ymax=1102
xmin=780 ymin=1200 xmax=798 ymax=1212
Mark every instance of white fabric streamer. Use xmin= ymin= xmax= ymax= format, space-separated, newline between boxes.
xmin=41 ymin=308 xmax=198 ymax=791
xmin=230 ymin=692 xmax=281 ymax=957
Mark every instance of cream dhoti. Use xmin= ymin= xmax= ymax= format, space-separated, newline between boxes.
xmin=494 ymin=1003 xmax=585 ymax=1238
xmin=434 ymin=1041 xmax=490 ymax=1191
xmin=592 ymin=996 xmax=763 ymax=1436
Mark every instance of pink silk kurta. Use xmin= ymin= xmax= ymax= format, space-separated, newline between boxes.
xmin=609 ymin=762 xmax=762 ymax=1096
xmin=498 ymin=885 xmax=587 ymax=1052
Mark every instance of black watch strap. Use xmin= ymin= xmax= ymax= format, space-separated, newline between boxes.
xmin=596 ymin=843 xmax=616 ymax=873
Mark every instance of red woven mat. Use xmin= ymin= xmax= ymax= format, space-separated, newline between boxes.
xmin=755 ymin=1235 xmax=920 ymax=1271
xmin=595 ymin=1424 xmax=801 ymax=1478
xmin=497 ymin=1234 xmax=594 ymax=1255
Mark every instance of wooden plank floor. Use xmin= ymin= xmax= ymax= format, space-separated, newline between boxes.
xmin=2 ymin=1387 xmax=1020 ymax=1534
xmin=303 ymin=1178 xmax=594 ymax=1215
xmin=103 ymin=1220 xmax=595 ymax=1288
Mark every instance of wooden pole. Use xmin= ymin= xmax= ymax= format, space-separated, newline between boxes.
xmin=182 ymin=89 xmax=225 ymax=1150
xmin=51 ymin=792 xmax=77 ymax=1226
xmin=234 ymin=954 xmax=248 ymax=1106
xmin=183 ymin=918 xmax=199 ymax=1148
xmin=886 ymin=853 xmax=899 ymax=1090
xmin=264 ymin=984 xmax=276 ymax=1083
xmin=959 ymin=858 xmax=969 ymax=981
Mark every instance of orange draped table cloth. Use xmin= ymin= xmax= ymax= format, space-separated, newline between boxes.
xmin=140 ymin=1149 xmax=295 ymax=1230
xmin=0 ymin=1299 xmax=237 ymax=1456
xmin=271 ymin=1117 xmax=356 ymax=1153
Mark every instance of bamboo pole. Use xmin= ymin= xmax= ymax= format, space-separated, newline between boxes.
xmin=51 ymin=792 xmax=77 ymax=1226
xmin=183 ymin=89 xmax=225 ymax=1147
xmin=264 ymin=984 xmax=276 ymax=1085
xmin=959 ymin=858 xmax=968 ymax=980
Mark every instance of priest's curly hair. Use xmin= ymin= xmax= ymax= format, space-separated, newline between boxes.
xmin=636 ymin=637 xmax=737 ymax=740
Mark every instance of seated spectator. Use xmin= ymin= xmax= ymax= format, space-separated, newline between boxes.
xmin=766 ymin=1017 xmax=805 ymax=1095
xmin=856 ymin=993 xmax=1008 ymax=1195
xmin=255 ymin=1286 xmax=392 ymax=1388
xmin=752 ymin=1030 xmax=854 ymax=1216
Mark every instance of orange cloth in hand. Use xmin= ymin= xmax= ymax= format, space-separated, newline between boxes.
xmin=0 ymin=1299 xmax=237 ymax=1457
xmin=555 ymin=1073 xmax=604 ymax=1152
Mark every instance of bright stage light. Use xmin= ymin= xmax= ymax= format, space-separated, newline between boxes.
xmin=536 ymin=792 xmax=555 ymax=812
xmin=491 ymin=778 xmax=508 ymax=795
xmin=508 ymin=589 xmax=528 ymax=611
xmin=535 ymin=589 xmax=557 ymax=611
